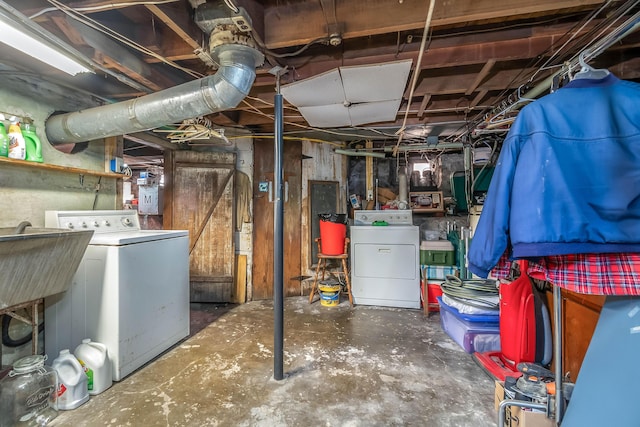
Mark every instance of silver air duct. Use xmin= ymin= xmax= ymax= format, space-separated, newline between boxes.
xmin=46 ymin=4 xmax=263 ymax=145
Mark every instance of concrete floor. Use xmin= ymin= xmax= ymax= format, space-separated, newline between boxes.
xmin=51 ymin=297 xmax=497 ymax=427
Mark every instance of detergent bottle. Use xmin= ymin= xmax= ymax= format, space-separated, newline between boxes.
xmin=0 ymin=120 xmax=9 ymax=157
xmin=74 ymin=338 xmax=112 ymax=395
xmin=7 ymin=120 xmax=26 ymax=160
xmin=22 ymin=122 xmax=43 ymax=162
xmin=51 ymin=349 xmax=89 ymax=410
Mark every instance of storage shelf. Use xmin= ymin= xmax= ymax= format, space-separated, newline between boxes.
xmin=412 ymin=208 xmax=445 ymax=213
xmin=0 ymin=156 xmax=123 ymax=178
xmin=410 ymin=191 xmax=444 ymax=213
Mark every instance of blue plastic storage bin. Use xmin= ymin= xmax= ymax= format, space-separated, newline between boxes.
xmin=437 ymin=297 xmax=500 ymax=353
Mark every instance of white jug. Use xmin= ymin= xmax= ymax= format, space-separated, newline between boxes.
xmin=51 ymin=349 xmax=89 ymax=410
xmin=74 ymin=338 xmax=113 ymax=395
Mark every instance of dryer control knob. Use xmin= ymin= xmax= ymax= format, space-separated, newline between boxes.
xmin=103 ymin=220 xmax=110 ymax=226
xmin=66 ymin=222 xmax=74 ymax=229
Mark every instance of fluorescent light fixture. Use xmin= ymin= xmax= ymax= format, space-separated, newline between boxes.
xmin=0 ymin=18 xmax=93 ymax=76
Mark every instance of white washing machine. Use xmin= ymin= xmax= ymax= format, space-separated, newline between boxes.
xmin=44 ymin=210 xmax=189 ymax=381
xmin=351 ymin=210 xmax=420 ymax=309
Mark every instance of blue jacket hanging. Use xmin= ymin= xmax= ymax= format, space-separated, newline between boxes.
xmin=468 ymin=74 xmax=640 ymax=278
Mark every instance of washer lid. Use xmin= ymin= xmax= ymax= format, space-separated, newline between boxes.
xmin=90 ymin=229 xmax=188 ymax=245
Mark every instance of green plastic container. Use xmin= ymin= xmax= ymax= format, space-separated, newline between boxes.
xmin=420 ymin=240 xmax=455 ymax=266
xmin=22 ymin=123 xmax=43 ymax=162
xmin=0 ymin=122 xmax=8 ymax=157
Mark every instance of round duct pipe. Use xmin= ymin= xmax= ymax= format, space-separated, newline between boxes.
xmin=45 ymin=44 xmax=263 ymax=145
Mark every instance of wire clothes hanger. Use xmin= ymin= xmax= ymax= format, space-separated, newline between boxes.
xmin=572 ymin=50 xmax=611 ymax=80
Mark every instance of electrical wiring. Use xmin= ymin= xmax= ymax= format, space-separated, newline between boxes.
xmin=246 ymin=135 xmax=344 ymax=147
xmin=459 ymin=6 xmax=617 ymax=136
xmin=456 ymin=1 xmax=638 ymax=141
xmin=244 ymin=95 xmax=301 ymax=113
xmin=29 ymin=0 xmax=179 ymax=20
xmin=239 ymin=98 xmax=364 ymax=140
xmin=563 ymin=2 xmax=640 ymax=78
xmin=245 ymin=86 xmax=467 ymax=145
xmin=258 ymin=37 xmax=331 ymax=59
xmin=223 ymin=0 xmax=240 ymax=14
xmin=46 ymin=0 xmax=205 ymax=79
xmin=528 ymin=0 xmax=617 ymax=83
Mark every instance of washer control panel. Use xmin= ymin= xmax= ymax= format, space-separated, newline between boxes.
xmin=353 ymin=210 xmax=413 ymax=226
xmin=45 ymin=210 xmax=141 ymax=233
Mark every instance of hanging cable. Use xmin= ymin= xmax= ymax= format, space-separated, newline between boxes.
xmin=392 ymin=0 xmax=435 ymax=157
xmin=223 ymin=0 xmax=240 ymax=14
xmin=29 ymin=0 xmax=179 ymax=19
xmin=528 ymin=0 xmax=617 ymax=83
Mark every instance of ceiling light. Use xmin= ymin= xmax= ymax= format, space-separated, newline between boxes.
xmin=0 ymin=16 xmax=93 ymax=76
xmin=280 ymin=60 xmax=412 ymax=128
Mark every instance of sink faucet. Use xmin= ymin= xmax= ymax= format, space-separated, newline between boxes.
xmin=14 ymin=221 xmax=32 ymax=234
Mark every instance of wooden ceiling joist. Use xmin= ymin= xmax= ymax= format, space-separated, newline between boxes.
xmin=262 ymin=0 xmax=604 ymax=49
xmin=466 ymin=60 xmax=496 ymax=95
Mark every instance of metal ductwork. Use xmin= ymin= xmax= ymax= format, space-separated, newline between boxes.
xmin=46 ymin=4 xmax=264 ymax=146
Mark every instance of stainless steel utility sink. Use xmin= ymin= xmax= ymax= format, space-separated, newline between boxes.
xmin=0 ymin=225 xmax=93 ymax=309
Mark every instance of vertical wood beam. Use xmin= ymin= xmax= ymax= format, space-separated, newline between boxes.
xmin=365 ymin=140 xmax=374 ymax=201
xmin=104 ymin=135 xmax=123 ymax=208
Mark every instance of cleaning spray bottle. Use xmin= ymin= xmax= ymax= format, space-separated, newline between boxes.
xmin=7 ymin=119 xmax=26 ymax=160
xmin=22 ymin=123 xmax=43 ymax=163
xmin=0 ymin=115 xmax=9 ymax=157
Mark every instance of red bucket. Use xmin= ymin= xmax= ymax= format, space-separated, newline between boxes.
xmin=319 ymin=220 xmax=347 ymax=255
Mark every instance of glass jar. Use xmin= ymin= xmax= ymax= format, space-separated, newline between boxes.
xmin=0 ymin=355 xmax=58 ymax=426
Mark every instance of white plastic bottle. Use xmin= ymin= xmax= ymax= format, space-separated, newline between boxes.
xmin=51 ymin=349 xmax=89 ymax=410
xmin=7 ymin=120 xmax=26 ymax=160
xmin=74 ymin=338 xmax=113 ymax=395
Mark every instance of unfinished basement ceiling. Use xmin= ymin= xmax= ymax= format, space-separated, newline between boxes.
xmin=0 ymin=0 xmax=638 ymax=165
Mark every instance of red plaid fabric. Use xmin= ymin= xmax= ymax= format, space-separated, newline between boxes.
xmin=491 ymin=252 xmax=640 ymax=295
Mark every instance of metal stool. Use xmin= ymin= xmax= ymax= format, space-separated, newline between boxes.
xmin=308 ymin=237 xmax=353 ymax=306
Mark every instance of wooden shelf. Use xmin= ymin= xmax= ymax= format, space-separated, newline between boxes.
xmin=0 ymin=156 xmax=123 ymax=178
xmin=412 ymin=208 xmax=445 ymax=213
xmin=409 ymin=191 xmax=444 ymax=213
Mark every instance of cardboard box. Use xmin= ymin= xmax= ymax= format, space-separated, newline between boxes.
xmin=495 ymin=381 xmax=554 ymax=427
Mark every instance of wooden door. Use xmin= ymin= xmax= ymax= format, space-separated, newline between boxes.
xmin=252 ymin=141 xmax=301 ymax=300
xmin=164 ymin=151 xmax=236 ymax=302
